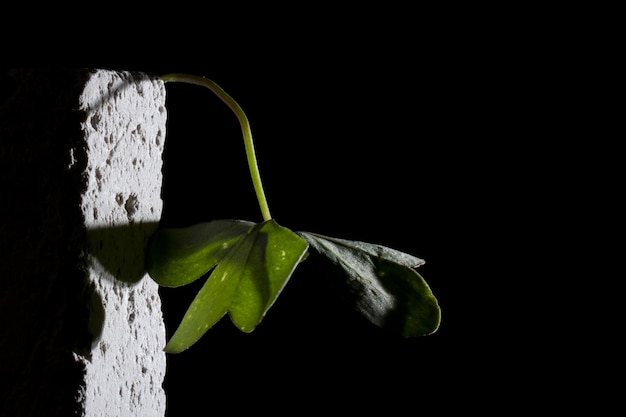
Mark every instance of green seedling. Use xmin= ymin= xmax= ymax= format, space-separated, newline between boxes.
xmin=146 ymin=73 xmax=441 ymax=353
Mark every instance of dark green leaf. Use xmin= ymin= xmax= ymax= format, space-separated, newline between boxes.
xmin=299 ymin=231 xmax=441 ymax=337
xmin=299 ymin=232 xmax=425 ymax=268
xmin=146 ymin=220 xmax=254 ymax=287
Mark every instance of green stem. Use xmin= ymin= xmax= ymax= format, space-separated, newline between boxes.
xmin=161 ymin=73 xmax=272 ymax=222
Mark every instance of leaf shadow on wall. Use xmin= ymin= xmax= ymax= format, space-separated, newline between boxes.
xmin=81 ymin=221 xmax=160 ymax=351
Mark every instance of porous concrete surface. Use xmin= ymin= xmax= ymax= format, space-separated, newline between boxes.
xmin=76 ymin=70 xmax=167 ymax=416
xmin=0 ymin=69 xmax=167 ymax=416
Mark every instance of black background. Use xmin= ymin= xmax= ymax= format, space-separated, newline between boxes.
xmin=3 ymin=5 xmax=604 ymax=413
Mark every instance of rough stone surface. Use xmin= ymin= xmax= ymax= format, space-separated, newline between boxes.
xmin=0 ymin=69 xmax=167 ymax=416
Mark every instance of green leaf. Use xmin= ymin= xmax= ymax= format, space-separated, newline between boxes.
xmin=229 ymin=220 xmax=309 ymax=332
xmin=298 ymin=232 xmax=441 ymax=337
xmin=164 ymin=225 xmax=256 ymax=353
xmin=146 ymin=220 xmax=254 ymax=287
xmin=164 ymin=220 xmax=308 ymax=353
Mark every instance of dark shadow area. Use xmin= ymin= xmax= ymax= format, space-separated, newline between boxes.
xmin=81 ymin=222 xmax=161 ymax=349
xmin=86 ymin=222 xmax=160 ymax=285
xmin=0 ymin=68 xmax=95 ymax=417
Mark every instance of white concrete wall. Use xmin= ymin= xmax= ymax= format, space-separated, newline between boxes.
xmin=75 ymin=70 xmax=167 ymax=417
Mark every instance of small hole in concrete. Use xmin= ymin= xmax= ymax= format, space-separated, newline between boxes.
xmin=124 ymin=194 xmax=139 ymax=220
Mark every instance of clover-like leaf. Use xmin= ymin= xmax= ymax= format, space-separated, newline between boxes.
xmin=298 ymin=232 xmax=441 ymax=337
xmin=150 ymin=74 xmax=442 ymax=354
xmin=146 ymin=219 xmax=254 ymax=287
xmin=163 ymin=220 xmax=308 ymax=353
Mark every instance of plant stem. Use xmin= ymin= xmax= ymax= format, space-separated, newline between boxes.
xmin=161 ymin=73 xmax=272 ymax=222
